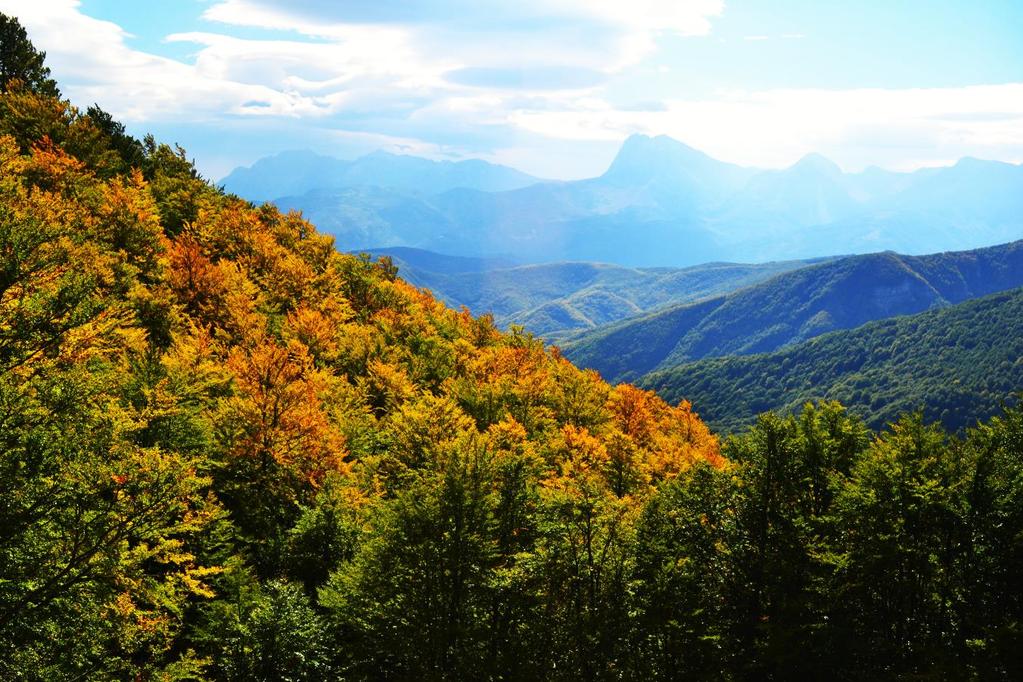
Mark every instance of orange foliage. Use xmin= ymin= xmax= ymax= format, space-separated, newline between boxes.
xmin=167 ymin=234 xmax=226 ymax=318
xmin=224 ymin=339 xmax=348 ymax=487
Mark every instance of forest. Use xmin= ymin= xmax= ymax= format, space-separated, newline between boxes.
xmin=641 ymin=286 xmax=1023 ymax=433
xmin=1 ymin=16 xmax=1022 ymax=681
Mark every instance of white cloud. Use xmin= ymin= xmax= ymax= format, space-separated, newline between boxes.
xmin=201 ymin=0 xmax=723 ymax=72
xmin=509 ymin=83 xmax=1023 ymax=171
xmin=163 ymin=30 xmax=455 ymax=115
xmin=578 ymin=0 xmax=723 ymax=35
xmin=0 ymin=0 xmax=343 ymax=120
xmin=1 ymin=0 xmax=643 ymax=127
xmin=201 ymin=0 xmax=724 ymax=39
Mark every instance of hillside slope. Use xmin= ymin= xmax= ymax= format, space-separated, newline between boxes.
xmin=0 ymin=79 xmax=720 ymax=678
xmin=640 ymin=287 xmax=1023 ymax=433
xmin=563 ymin=240 xmax=1023 ymax=382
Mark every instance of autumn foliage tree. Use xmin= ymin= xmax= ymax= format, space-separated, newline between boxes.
xmin=0 ymin=40 xmax=724 ymax=680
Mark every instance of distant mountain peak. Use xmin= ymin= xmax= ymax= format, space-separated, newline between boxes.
xmin=251 ymin=148 xmax=338 ymax=166
xmin=611 ymin=133 xmax=709 ymax=164
xmin=856 ymin=165 xmax=890 ymax=176
xmin=362 ymin=149 xmax=397 ymax=159
xmin=602 ymin=134 xmax=752 ymax=192
xmin=952 ymin=155 xmax=1021 ymax=171
xmin=790 ymin=152 xmax=842 ymax=175
xmin=222 ymin=147 xmax=541 ymax=200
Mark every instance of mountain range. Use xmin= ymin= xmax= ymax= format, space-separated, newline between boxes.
xmin=561 ymin=240 xmax=1023 ymax=383
xmin=221 ymin=149 xmax=541 ymax=202
xmin=223 ymin=135 xmax=1023 ymax=266
xmin=223 ymin=140 xmax=1023 ymax=436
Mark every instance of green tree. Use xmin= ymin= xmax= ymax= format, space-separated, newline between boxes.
xmin=826 ymin=413 xmax=972 ymax=678
xmin=0 ymin=14 xmax=59 ymax=97
xmin=723 ymin=402 xmax=868 ymax=678
xmin=198 ymin=568 xmax=332 ymax=682
xmin=960 ymin=401 xmax=1023 ymax=677
xmin=631 ymin=462 xmax=734 ymax=680
xmin=321 ymin=434 xmax=499 ymax=680
xmin=86 ymin=104 xmax=146 ymax=173
xmin=527 ymin=425 xmax=639 ymax=680
xmin=283 ymin=473 xmax=362 ymax=590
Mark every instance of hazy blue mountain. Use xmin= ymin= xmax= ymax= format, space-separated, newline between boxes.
xmin=240 ymin=135 xmax=1023 ymax=266
xmin=562 ymin=240 xmax=1023 ymax=383
xmin=272 ymin=186 xmax=458 ymax=251
xmin=640 ymin=286 xmax=1023 ymax=434
xmin=711 ymin=153 xmax=862 ymax=233
xmin=774 ymin=157 xmax=1023 ymax=260
xmin=221 ymin=151 xmax=350 ymax=203
xmin=406 ymin=135 xmax=759 ymax=264
xmin=364 ymin=251 xmax=822 ymax=340
xmin=599 ymin=134 xmax=758 ymax=207
xmin=221 ymin=149 xmax=540 ymax=202
xmin=843 ymin=165 xmax=916 ymax=202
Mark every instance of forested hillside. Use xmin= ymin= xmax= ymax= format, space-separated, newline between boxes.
xmin=3 ymin=19 xmax=1023 ymax=681
xmin=640 ymin=287 xmax=1023 ymax=433
xmin=0 ymin=56 xmax=723 ymax=680
xmin=564 ymin=240 xmax=1023 ymax=382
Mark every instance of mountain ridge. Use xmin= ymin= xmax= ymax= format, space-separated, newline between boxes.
xmin=561 ymin=240 xmax=1023 ymax=382
xmin=221 ymin=148 xmax=542 ymax=201
xmin=639 ymin=285 xmax=1023 ymax=433
xmin=363 ymin=249 xmax=825 ymax=339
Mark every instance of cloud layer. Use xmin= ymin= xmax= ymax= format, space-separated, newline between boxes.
xmin=1 ymin=0 xmax=1020 ymax=179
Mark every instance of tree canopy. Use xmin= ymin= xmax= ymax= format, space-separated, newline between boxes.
xmin=0 ymin=14 xmax=58 ymax=97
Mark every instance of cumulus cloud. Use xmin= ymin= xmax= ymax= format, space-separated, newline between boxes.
xmin=195 ymin=0 xmax=725 ymax=84
xmin=1 ymin=0 xmax=658 ymax=125
xmin=201 ymin=0 xmax=723 ymax=62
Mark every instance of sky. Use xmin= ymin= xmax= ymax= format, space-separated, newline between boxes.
xmin=2 ymin=0 xmax=1022 ymax=180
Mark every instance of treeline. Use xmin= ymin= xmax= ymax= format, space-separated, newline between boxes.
xmin=1 ymin=16 xmax=1023 ymax=681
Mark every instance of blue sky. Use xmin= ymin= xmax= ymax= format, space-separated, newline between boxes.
xmin=2 ymin=0 xmax=1021 ymax=179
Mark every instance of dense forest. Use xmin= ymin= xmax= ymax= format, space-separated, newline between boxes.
xmin=563 ymin=241 xmax=1023 ymax=384
xmin=2 ymin=16 xmax=1023 ymax=681
xmin=641 ymin=287 xmax=1023 ymax=433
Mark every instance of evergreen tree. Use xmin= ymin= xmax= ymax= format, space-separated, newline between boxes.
xmin=0 ymin=14 xmax=58 ymax=97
